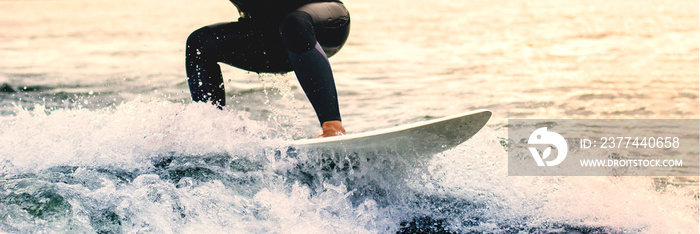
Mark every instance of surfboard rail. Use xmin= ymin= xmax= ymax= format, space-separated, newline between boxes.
xmin=290 ymin=109 xmax=492 ymax=158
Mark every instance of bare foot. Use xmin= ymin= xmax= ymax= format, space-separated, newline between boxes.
xmin=315 ymin=120 xmax=346 ymax=138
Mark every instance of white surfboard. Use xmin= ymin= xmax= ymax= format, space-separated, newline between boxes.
xmin=290 ymin=110 xmax=492 ymax=160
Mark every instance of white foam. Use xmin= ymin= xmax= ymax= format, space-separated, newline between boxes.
xmin=0 ymin=102 xmax=696 ymax=232
xmin=0 ymin=100 xmax=279 ymax=172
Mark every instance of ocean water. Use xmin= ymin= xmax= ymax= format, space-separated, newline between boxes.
xmin=1 ymin=0 xmax=698 ymax=233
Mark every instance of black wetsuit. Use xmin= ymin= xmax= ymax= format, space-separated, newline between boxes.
xmin=185 ymin=0 xmax=350 ymax=125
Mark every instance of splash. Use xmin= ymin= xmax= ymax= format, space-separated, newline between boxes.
xmin=0 ymin=101 xmax=697 ymax=233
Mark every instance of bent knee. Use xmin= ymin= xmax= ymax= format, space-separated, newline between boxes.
xmin=279 ymin=11 xmax=316 ymax=53
xmin=186 ymin=26 xmax=214 ymax=51
xmin=279 ymin=11 xmax=313 ymax=35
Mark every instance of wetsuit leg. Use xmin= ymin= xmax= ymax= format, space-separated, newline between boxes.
xmin=279 ymin=2 xmax=350 ymax=125
xmin=186 ymin=2 xmax=350 ymax=126
xmin=186 ymin=25 xmax=227 ymax=107
xmin=185 ymin=22 xmax=293 ymax=107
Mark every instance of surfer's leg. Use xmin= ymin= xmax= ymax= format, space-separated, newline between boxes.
xmin=186 ymin=22 xmax=294 ymax=108
xmin=279 ymin=2 xmax=350 ymax=136
xmin=186 ymin=24 xmax=228 ymax=107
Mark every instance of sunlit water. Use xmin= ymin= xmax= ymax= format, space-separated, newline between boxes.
xmin=0 ymin=0 xmax=698 ymax=232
